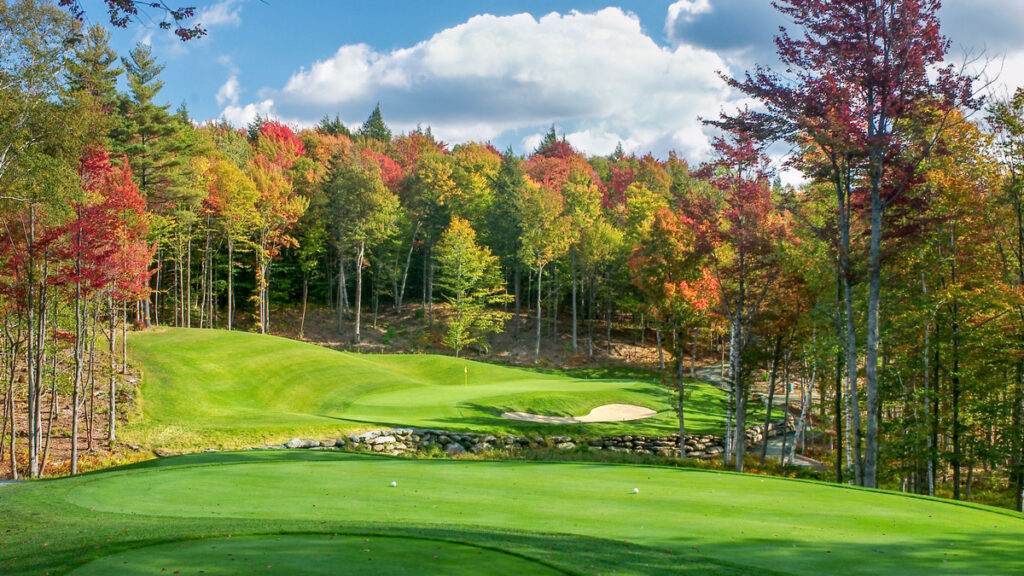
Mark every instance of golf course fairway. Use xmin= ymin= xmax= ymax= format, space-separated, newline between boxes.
xmin=4 ymin=451 xmax=1022 ymax=575
xmin=125 ymin=328 xmax=743 ymax=448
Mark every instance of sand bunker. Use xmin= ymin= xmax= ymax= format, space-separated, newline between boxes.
xmin=501 ymin=403 xmax=657 ymax=424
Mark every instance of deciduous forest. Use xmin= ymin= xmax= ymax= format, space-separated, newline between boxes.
xmin=2 ymin=0 xmax=1024 ymax=515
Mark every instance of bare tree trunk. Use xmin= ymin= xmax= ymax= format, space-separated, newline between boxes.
xmin=605 ymin=300 xmax=612 ymax=355
xmin=864 ymin=184 xmax=882 ymax=488
xmin=41 ymin=369 xmax=57 ymax=476
xmin=227 ymin=238 xmax=234 ymax=330
xmin=760 ymin=336 xmax=782 ymax=466
xmin=337 ymin=245 xmax=346 ymax=335
xmin=534 ymin=265 xmax=544 ymax=364
xmin=571 ymin=252 xmax=578 ymax=353
xmin=108 ymin=295 xmax=117 ymax=443
xmin=781 ymin=347 xmax=791 ymax=467
xmin=514 ymin=266 xmax=521 ymax=341
xmin=656 ymin=325 xmax=664 ymax=370
xmin=788 ymin=359 xmax=816 ymax=466
xmin=153 ymin=246 xmax=161 ymax=327
xmin=87 ymin=303 xmax=99 ymax=452
xmin=729 ymin=312 xmax=746 ymax=473
xmin=5 ymin=372 xmax=14 ymax=479
xmin=397 ymin=221 xmax=420 ymax=313
xmin=299 ymin=272 xmax=310 ymax=339
xmin=691 ymin=326 xmax=699 ymax=378
xmin=186 ymin=235 xmax=192 ymax=329
xmin=427 ymin=247 xmax=435 ymax=330
xmin=677 ymin=329 xmax=687 ymax=459
xmin=354 ymin=241 xmax=365 ymax=344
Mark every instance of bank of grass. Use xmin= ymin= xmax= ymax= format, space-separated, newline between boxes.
xmin=124 ymin=328 xmax=774 ymax=450
xmin=2 ymin=451 xmax=1022 ymax=575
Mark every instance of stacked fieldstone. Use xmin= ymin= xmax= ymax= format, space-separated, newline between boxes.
xmin=243 ymin=418 xmax=790 ymax=459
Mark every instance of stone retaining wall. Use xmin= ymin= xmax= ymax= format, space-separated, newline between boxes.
xmin=248 ymin=418 xmax=790 ymax=459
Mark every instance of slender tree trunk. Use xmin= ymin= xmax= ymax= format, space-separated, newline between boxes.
xmin=677 ymin=329 xmax=687 ymax=459
xmin=691 ymin=326 xmax=699 ymax=378
xmin=513 ymin=266 xmax=521 ymax=341
xmin=1013 ymin=357 xmax=1023 ymax=512
xmin=427 ymin=246 xmax=435 ymax=330
xmin=5 ymin=369 xmax=14 ymax=479
xmin=952 ymin=301 xmax=962 ymax=500
xmin=788 ymin=359 xmax=816 ymax=466
xmin=41 ymin=371 xmax=57 ymax=476
xmin=534 ymin=265 xmax=544 ymax=364
xmin=342 ymin=241 xmax=350 ymax=332
xmin=354 ymin=241 xmax=365 ymax=344
xmin=605 ymin=300 xmax=612 ymax=354
xmin=299 ymin=272 xmax=310 ymax=339
xmin=153 ymin=246 xmax=161 ymax=327
xmin=397 ymin=221 xmax=420 ymax=313
xmin=108 ymin=295 xmax=117 ymax=443
xmin=863 ymin=169 xmax=884 ymax=489
xmin=761 ymin=336 xmax=782 ymax=466
xmin=656 ymin=325 xmax=664 ymax=370
xmin=551 ymin=267 xmax=558 ymax=340
xmin=25 ymin=205 xmax=37 ymax=478
xmin=186 ymin=235 xmax=192 ymax=328
xmin=924 ymin=311 xmax=934 ymax=496
xmin=730 ymin=312 xmax=746 ymax=473
xmin=571 ymin=253 xmax=578 ymax=353
xmin=71 ymin=271 xmax=84 ymax=475
xmin=227 ymin=238 xmax=234 ymax=330
xmin=87 ymin=303 xmax=99 ymax=452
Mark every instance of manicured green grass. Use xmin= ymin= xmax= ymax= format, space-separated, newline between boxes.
xmin=125 ymin=328 xmax=750 ymax=449
xmin=3 ymin=451 xmax=1022 ymax=575
xmin=69 ymin=534 xmax=569 ymax=575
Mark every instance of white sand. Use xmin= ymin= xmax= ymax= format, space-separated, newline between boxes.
xmin=501 ymin=403 xmax=657 ymax=424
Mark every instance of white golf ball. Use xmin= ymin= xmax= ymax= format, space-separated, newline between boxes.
xmin=633 ymin=487 xmax=639 ymax=494
xmin=391 ymin=481 xmax=398 ymax=487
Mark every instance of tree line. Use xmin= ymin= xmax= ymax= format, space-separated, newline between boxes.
xmin=2 ymin=0 xmax=1023 ymax=512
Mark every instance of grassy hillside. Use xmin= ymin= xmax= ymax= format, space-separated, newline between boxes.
xmin=125 ymin=328 xmax=745 ymax=449
xmin=3 ymin=451 xmax=1022 ymax=575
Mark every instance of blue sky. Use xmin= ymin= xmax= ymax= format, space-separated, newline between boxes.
xmin=80 ymin=0 xmax=1024 ymax=166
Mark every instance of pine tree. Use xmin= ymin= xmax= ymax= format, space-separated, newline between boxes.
xmin=359 ymin=103 xmax=392 ymax=143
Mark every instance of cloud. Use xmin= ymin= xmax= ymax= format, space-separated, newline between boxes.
xmin=198 ymin=0 xmax=244 ymax=28
xmin=666 ymin=0 xmax=711 ymax=25
xmin=221 ymin=99 xmax=274 ymax=128
xmin=225 ymin=8 xmax=738 ymax=160
xmin=216 ymin=75 xmax=240 ymax=106
xmin=665 ymin=0 xmax=784 ymax=69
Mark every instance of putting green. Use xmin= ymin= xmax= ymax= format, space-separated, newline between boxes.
xmin=125 ymin=328 xmax=747 ymax=448
xmin=69 ymin=534 xmax=569 ymax=575
xmin=52 ymin=452 xmax=1024 ymax=576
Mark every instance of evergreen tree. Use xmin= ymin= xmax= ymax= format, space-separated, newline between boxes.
xmin=358 ymin=103 xmax=392 ymax=143
xmin=317 ymin=114 xmax=351 ymax=137
xmin=112 ymin=43 xmax=179 ymax=202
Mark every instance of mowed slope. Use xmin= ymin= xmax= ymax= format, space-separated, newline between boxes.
xmin=4 ymin=451 xmax=1022 ymax=575
xmin=126 ymin=328 xmax=728 ymax=448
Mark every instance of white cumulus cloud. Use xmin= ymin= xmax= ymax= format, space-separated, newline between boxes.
xmin=216 ymin=75 xmax=240 ymax=106
xmin=667 ymin=0 xmax=712 ymax=25
xmin=198 ymin=0 xmax=244 ymax=28
xmin=221 ymin=99 xmax=274 ymax=128
xmin=223 ymin=7 xmax=739 ymax=160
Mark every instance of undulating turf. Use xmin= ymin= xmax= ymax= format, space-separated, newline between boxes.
xmin=3 ymin=451 xmax=1022 ymax=575
xmin=125 ymin=328 xmax=753 ymax=449
xmin=69 ymin=534 xmax=569 ymax=575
